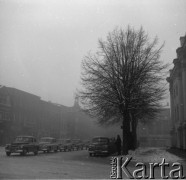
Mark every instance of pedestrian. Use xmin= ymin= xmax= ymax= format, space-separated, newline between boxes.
xmin=115 ymin=135 xmax=121 ymax=155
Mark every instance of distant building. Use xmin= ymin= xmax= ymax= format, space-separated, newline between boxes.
xmin=167 ymin=34 xmax=186 ymax=150
xmin=0 ymin=86 xmax=11 ymax=144
xmin=0 ymin=85 xmax=75 ymax=145
xmin=0 ymin=85 xmax=123 ymax=145
xmin=137 ymin=108 xmax=171 ymax=147
xmin=0 ymin=86 xmax=42 ymax=144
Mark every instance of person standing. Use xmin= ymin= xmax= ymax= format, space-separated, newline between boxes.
xmin=115 ymin=135 xmax=121 ymax=155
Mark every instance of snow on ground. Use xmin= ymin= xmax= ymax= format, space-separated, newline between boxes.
xmin=128 ymin=147 xmax=183 ymax=163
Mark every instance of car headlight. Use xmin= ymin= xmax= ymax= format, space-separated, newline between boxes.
xmin=5 ymin=144 xmax=10 ymax=148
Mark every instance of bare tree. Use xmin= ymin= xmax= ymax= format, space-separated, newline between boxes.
xmin=79 ymin=26 xmax=168 ymax=155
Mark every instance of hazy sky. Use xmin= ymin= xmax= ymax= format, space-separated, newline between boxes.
xmin=0 ymin=0 xmax=186 ymax=106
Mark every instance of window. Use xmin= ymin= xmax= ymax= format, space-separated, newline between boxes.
xmin=4 ymin=113 xmax=10 ymax=121
xmin=174 ymin=107 xmax=176 ymax=121
xmin=0 ymin=112 xmax=10 ymax=121
xmin=177 ymin=105 xmax=179 ymax=121
xmin=176 ymin=85 xmax=178 ymax=96
xmin=92 ymin=137 xmax=109 ymax=143
xmin=0 ymin=95 xmax=6 ymax=104
xmin=0 ymin=112 xmax=2 ymax=120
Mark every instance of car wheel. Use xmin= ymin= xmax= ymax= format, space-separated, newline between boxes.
xmin=34 ymin=149 xmax=38 ymax=155
xmin=21 ymin=149 xmax=27 ymax=156
xmin=47 ymin=147 xmax=50 ymax=153
xmin=6 ymin=152 xmax=11 ymax=156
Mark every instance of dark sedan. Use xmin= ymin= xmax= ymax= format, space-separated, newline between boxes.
xmin=5 ymin=136 xmax=39 ymax=156
xmin=88 ymin=136 xmax=116 ymax=156
xmin=57 ymin=139 xmax=73 ymax=152
xmin=39 ymin=137 xmax=58 ymax=153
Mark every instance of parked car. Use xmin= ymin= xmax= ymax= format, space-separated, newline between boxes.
xmin=39 ymin=137 xmax=58 ymax=153
xmin=72 ymin=139 xmax=84 ymax=150
xmin=5 ymin=136 xmax=39 ymax=156
xmin=83 ymin=140 xmax=90 ymax=150
xmin=57 ymin=139 xmax=73 ymax=151
xmin=88 ymin=136 xmax=116 ymax=156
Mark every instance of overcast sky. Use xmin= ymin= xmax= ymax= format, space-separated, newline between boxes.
xmin=0 ymin=0 xmax=186 ymax=106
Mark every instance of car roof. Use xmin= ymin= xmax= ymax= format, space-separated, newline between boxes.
xmin=16 ymin=136 xmax=34 ymax=138
xmin=92 ymin=136 xmax=109 ymax=139
xmin=57 ymin=138 xmax=71 ymax=141
xmin=40 ymin=137 xmax=55 ymax=139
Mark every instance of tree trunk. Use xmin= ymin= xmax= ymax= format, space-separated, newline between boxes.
xmin=132 ymin=120 xmax=138 ymax=150
xmin=122 ymin=113 xmax=130 ymax=155
xmin=130 ymin=117 xmax=138 ymax=150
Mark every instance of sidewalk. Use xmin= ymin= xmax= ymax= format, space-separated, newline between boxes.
xmin=128 ymin=147 xmax=186 ymax=163
xmin=125 ymin=147 xmax=186 ymax=178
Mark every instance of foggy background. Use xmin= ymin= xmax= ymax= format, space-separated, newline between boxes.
xmin=0 ymin=0 xmax=186 ymax=107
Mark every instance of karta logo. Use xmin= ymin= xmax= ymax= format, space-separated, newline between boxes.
xmin=110 ymin=156 xmax=185 ymax=179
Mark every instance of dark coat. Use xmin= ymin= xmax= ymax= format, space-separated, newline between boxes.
xmin=115 ymin=136 xmax=121 ymax=148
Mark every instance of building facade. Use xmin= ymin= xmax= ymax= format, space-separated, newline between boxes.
xmin=167 ymin=34 xmax=186 ymax=150
xmin=0 ymin=85 xmax=75 ymax=145
xmin=0 ymin=85 xmax=124 ymax=145
xmin=0 ymin=86 xmax=12 ymax=144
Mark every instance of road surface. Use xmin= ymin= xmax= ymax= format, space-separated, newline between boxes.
xmin=0 ymin=147 xmax=112 ymax=179
xmin=0 ymin=147 xmax=185 ymax=179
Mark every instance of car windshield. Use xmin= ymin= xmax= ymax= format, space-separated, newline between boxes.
xmin=40 ymin=138 xmax=53 ymax=143
xmin=14 ymin=137 xmax=33 ymax=143
xmin=58 ymin=139 xmax=64 ymax=143
xmin=73 ymin=139 xmax=81 ymax=143
xmin=92 ymin=137 xmax=108 ymax=143
xmin=65 ymin=139 xmax=71 ymax=143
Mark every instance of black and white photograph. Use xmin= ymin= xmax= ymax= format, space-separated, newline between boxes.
xmin=0 ymin=0 xmax=186 ymax=179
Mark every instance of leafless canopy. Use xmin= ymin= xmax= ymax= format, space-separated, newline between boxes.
xmin=79 ymin=26 xmax=168 ymax=126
